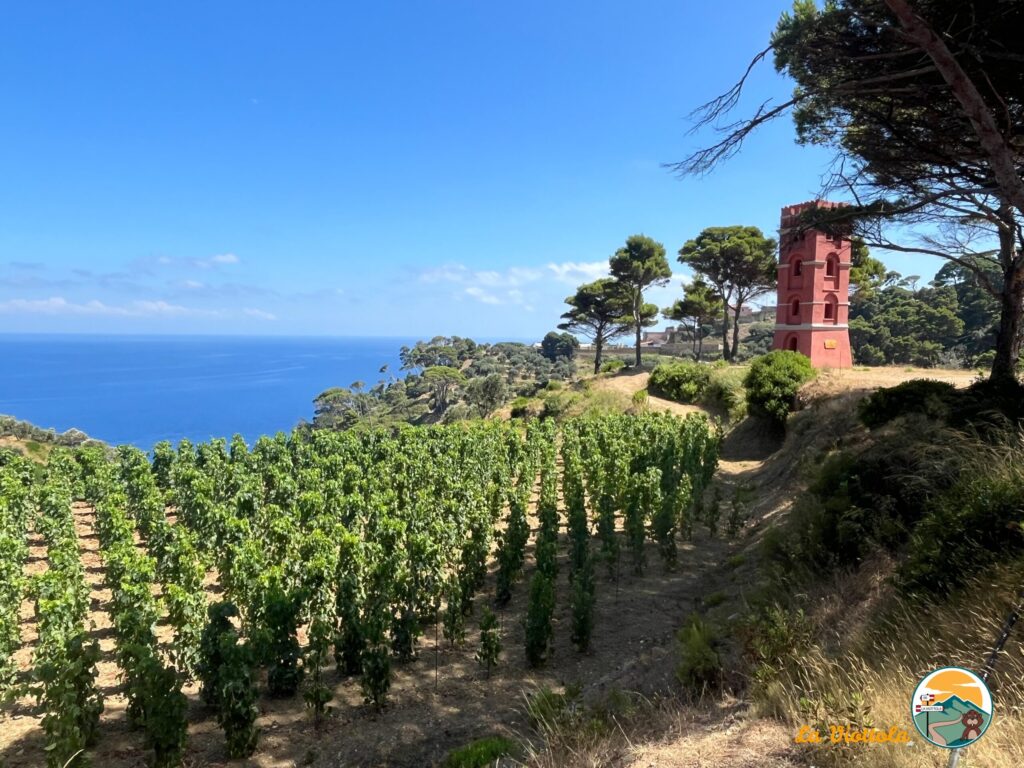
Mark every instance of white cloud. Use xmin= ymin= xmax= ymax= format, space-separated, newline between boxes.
xmin=0 ymin=297 xmax=207 ymax=317
xmin=545 ymin=260 xmax=609 ymax=285
xmin=210 ymin=253 xmax=240 ymax=265
xmin=420 ymin=263 xmax=546 ymax=307
xmin=464 ymin=286 xmax=501 ymax=305
xmin=182 ymin=280 xmax=204 ymax=289
xmin=0 ymin=295 xmax=275 ymax=321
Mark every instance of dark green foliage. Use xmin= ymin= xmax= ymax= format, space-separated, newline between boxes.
xmin=216 ymin=635 xmax=260 ymax=759
xmin=523 ymin=572 xmax=555 ymax=667
xmin=441 ymin=736 xmax=517 ymax=768
xmin=743 ymin=605 xmax=814 ymax=697
xmin=495 ymin=488 xmax=529 ymax=606
xmin=540 ymin=392 xmax=577 ymax=421
xmin=743 ymin=351 xmax=815 ymax=425
xmin=541 ymin=331 xmax=579 ymax=362
xmin=849 ymin=277 xmax=965 ymax=367
xmin=610 ymin=234 xmax=672 ymax=367
xmin=259 ymin=588 xmax=303 ymax=697
xmin=560 ymin=279 xmax=633 ymax=373
xmin=443 ymin=581 xmax=466 ymax=647
xmin=510 ymin=396 xmax=542 ymax=419
xmin=139 ymin=655 xmax=188 ymax=768
xmin=899 ymin=465 xmax=1024 ymax=595
xmin=858 ymin=379 xmax=957 ymax=428
xmin=600 ymin=359 xmax=626 ymax=373
xmin=676 ymin=614 xmax=722 ymax=696
xmin=570 ymin=555 xmax=596 ymax=652
xmin=595 ymin=490 xmax=620 ymax=578
xmin=334 ymin=532 xmax=364 ymax=676
xmin=476 ymin=607 xmax=501 ymax=678
xmin=34 ymin=631 xmax=104 ymax=768
xmin=360 ymin=638 xmax=391 ymax=710
xmin=648 ymin=360 xmax=711 ymax=403
xmin=677 ymin=226 xmax=777 ymax=361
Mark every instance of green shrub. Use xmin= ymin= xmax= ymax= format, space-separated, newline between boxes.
xmin=899 ymin=449 xmax=1024 ymax=595
xmin=631 ymin=389 xmax=649 ymax=408
xmin=442 ymin=736 xmax=518 ymax=768
xmin=743 ymin=605 xmax=814 ymax=697
xmin=649 ymin=361 xmax=711 ymax=403
xmin=857 ymin=379 xmax=956 ymax=428
xmin=540 ymin=393 xmax=577 ymax=421
xmin=676 ymin=614 xmax=722 ymax=696
xmin=509 ymin=397 xmax=532 ymax=419
xmin=600 ymin=359 xmax=626 ymax=374
xmin=743 ymin=351 xmax=815 ymax=425
xmin=699 ymin=368 xmax=746 ymax=421
xmin=526 ymin=684 xmax=582 ymax=730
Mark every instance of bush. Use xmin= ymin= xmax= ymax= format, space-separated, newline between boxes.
xmin=743 ymin=351 xmax=815 ymax=425
xmin=857 ymin=379 xmax=956 ymax=428
xmin=676 ymin=614 xmax=722 ymax=696
xmin=441 ymin=736 xmax=518 ymax=768
xmin=699 ymin=368 xmax=746 ymax=422
xmin=899 ymin=438 xmax=1024 ymax=594
xmin=510 ymin=397 xmax=541 ymax=420
xmin=649 ymin=360 xmax=711 ymax=403
xmin=631 ymin=389 xmax=649 ymax=408
xmin=540 ymin=393 xmax=577 ymax=421
xmin=600 ymin=359 xmax=626 ymax=374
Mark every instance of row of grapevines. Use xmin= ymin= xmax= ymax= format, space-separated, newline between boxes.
xmin=30 ymin=458 xmax=102 ymax=768
xmin=0 ymin=451 xmax=34 ymax=693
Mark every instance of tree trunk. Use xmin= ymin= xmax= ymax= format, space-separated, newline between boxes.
xmin=634 ymin=305 xmax=642 ymax=368
xmin=697 ymin=320 xmax=704 ymax=361
xmin=730 ymin=300 xmax=744 ymax=360
xmin=720 ymin=309 xmax=731 ymax=362
xmin=991 ymin=220 xmax=1023 ymax=384
xmin=594 ymin=335 xmax=604 ymax=375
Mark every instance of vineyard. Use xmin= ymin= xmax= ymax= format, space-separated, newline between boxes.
xmin=0 ymin=412 xmax=719 ymax=767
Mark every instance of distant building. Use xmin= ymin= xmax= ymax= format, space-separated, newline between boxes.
xmin=641 ymin=326 xmax=677 ymax=347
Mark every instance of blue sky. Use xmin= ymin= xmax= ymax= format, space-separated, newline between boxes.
xmin=0 ymin=1 xmax=943 ymax=339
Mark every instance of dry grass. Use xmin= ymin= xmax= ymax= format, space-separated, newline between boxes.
xmin=755 ymin=563 xmax=1024 ymax=768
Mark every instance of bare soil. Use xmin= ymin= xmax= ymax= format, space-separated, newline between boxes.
xmin=2 ymin=499 xmax=739 ymax=768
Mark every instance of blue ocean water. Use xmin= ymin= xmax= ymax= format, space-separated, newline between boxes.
xmin=0 ymin=335 xmax=416 ymax=447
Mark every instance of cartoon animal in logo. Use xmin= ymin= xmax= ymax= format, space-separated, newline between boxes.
xmin=912 ymin=667 xmax=993 ymax=749
xmin=961 ymin=709 xmax=983 ymax=742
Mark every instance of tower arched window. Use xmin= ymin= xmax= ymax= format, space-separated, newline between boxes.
xmin=825 ymin=254 xmax=838 ymax=277
xmin=824 ymin=293 xmax=839 ymax=324
xmin=790 ymin=297 xmax=801 ymax=321
xmin=792 ymin=259 xmax=803 ymax=277
xmin=787 ymin=335 xmax=798 ymax=351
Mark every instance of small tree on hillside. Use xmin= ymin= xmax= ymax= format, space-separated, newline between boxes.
xmin=678 ymin=226 xmax=776 ymax=362
xmin=663 ymin=277 xmax=725 ymax=360
xmin=609 ymin=235 xmax=672 ymax=367
xmin=540 ymin=331 xmax=580 ymax=362
xmin=559 ymin=278 xmax=633 ymax=374
xmin=421 ymin=366 xmax=466 ymax=414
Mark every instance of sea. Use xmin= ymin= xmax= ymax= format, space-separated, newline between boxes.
xmin=0 ymin=335 xmax=420 ymax=448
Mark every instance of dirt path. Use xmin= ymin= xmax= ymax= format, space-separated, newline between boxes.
xmin=590 ymin=371 xmax=706 ymax=418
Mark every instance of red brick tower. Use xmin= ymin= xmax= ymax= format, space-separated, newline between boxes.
xmin=771 ymin=201 xmax=852 ymax=368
